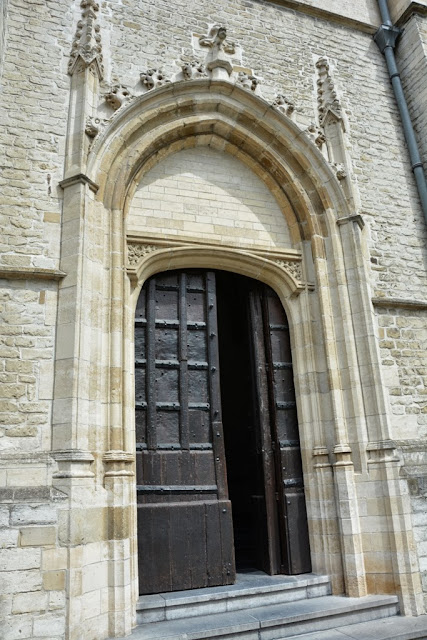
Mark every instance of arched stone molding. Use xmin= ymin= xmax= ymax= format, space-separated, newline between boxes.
xmin=55 ymin=79 xmax=424 ymax=639
xmin=126 ymin=243 xmax=307 ymax=298
xmin=88 ymin=80 xmax=349 ymax=243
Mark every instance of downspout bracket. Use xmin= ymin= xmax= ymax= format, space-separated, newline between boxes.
xmin=374 ymin=24 xmax=402 ymax=53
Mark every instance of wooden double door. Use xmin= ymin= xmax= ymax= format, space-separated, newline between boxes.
xmin=135 ymin=270 xmax=311 ymax=595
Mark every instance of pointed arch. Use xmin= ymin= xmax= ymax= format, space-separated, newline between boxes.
xmin=88 ymin=79 xmax=351 ymax=247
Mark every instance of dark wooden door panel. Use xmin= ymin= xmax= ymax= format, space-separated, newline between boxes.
xmin=135 ymin=270 xmax=235 ymax=595
xmin=263 ymin=287 xmax=311 ymax=575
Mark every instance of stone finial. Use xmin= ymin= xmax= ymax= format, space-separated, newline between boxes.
xmin=199 ymin=24 xmax=236 ymax=78
xmin=140 ymin=68 xmax=170 ymax=91
xmin=105 ymin=84 xmax=132 ymax=111
xmin=305 ymin=123 xmax=326 ymax=149
xmin=316 ymin=56 xmax=342 ymax=125
xmin=272 ymin=94 xmax=295 ymax=117
xmin=69 ymin=0 xmax=104 ymax=78
xmin=237 ymin=71 xmax=260 ymax=92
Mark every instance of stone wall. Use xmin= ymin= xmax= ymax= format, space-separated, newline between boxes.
xmin=396 ymin=13 xmax=427 ymax=174
xmin=128 ymin=147 xmax=292 ymax=249
xmin=0 ymin=280 xmax=57 ymax=452
xmin=0 ymin=482 xmax=66 ymax=640
xmin=376 ymin=302 xmax=427 ymax=608
xmin=0 ymin=0 xmax=71 ymax=273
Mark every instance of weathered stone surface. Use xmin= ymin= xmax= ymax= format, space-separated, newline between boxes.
xmin=10 ymin=505 xmax=56 ymax=527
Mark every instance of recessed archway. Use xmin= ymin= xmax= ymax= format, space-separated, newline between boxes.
xmin=61 ymin=77 xmax=423 ymax=630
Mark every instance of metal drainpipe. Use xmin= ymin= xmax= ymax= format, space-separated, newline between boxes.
xmin=374 ymin=0 xmax=427 ymax=224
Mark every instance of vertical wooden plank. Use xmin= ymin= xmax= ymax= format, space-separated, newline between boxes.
xmin=189 ymin=502 xmax=207 ymax=588
xmin=138 ymin=505 xmax=172 ymax=594
xmin=179 ymin=272 xmax=189 ymax=450
xmin=206 ymin=272 xmax=228 ymax=501
xmin=219 ymin=500 xmax=236 ymax=585
xmin=146 ymin=277 xmax=157 ymax=450
xmin=169 ymin=503 xmax=191 ymax=591
xmin=205 ymin=501 xmax=222 ymax=586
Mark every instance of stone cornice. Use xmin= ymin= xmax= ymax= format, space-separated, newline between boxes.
xmin=394 ymin=1 xmax=427 ymax=26
xmin=59 ymin=173 xmax=99 ymax=192
xmin=0 ymin=267 xmax=66 ymax=281
xmin=372 ymin=297 xmax=427 ymax=310
xmin=252 ymin=0 xmax=380 ymax=34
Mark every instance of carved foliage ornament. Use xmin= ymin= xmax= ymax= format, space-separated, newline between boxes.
xmin=69 ymin=0 xmax=104 ymax=78
xmin=140 ymin=68 xmax=170 ymax=91
xmin=275 ymin=260 xmax=303 ymax=281
xmin=181 ymin=60 xmax=208 ymax=80
xmin=105 ymin=84 xmax=132 ymax=111
xmin=272 ymin=94 xmax=295 ymax=117
xmin=237 ymin=72 xmax=260 ymax=92
xmin=305 ymin=123 xmax=326 ymax=149
xmin=127 ymin=244 xmax=158 ymax=266
xmin=85 ymin=116 xmax=108 ymax=138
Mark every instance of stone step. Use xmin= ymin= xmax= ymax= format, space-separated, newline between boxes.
xmin=290 ymin=613 xmax=427 ymax=640
xmin=131 ymin=593 xmax=399 ymax=640
xmin=137 ymin=572 xmax=331 ymax=624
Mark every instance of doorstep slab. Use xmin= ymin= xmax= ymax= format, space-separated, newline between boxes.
xmin=137 ymin=572 xmax=331 ymax=623
xmin=291 ymin=613 xmax=427 ymax=640
xmin=128 ymin=594 xmax=399 ymax=640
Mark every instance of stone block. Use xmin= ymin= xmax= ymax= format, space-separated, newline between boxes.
xmin=0 ymin=506 xmax=10 ymax=528
xmin=20 ymin=526 xmax=56 ymax=547
xmin=0 ymin=528 xmax=19 ymax=548
xmin=48 ymin=589 xmax=66 ymax=611
xmin=1 ymin=613 xmax=33 ymax=640
xmin=12 ymin=590 xmax=48 ymax=614
xmin=1 ymin=569 xmax=42 ymax=594
xmin=33 ymin=614 xmax=66 ymax=637
xmin=82 ymin=561 xmax=108 ymax=594
xmin=42 ymin=547 xmax=67 ymax=571
xmin=11 ymin=504 xmax=56 ymax=526
xmin=43 ymin=570 xmax=66 ymax=591
xmin=0 ymin=548 xmax=40 ymax=571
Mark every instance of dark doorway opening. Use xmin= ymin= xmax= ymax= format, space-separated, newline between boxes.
xmin=216 ymin=272 xmax=267 ymax=571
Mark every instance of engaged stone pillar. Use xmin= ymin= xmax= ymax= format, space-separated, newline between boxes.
xmin=104 ymin=451 xmax=135 ymax=637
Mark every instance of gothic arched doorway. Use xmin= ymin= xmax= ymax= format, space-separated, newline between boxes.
xmin=135 ymin=269 xmax=311 ymax=595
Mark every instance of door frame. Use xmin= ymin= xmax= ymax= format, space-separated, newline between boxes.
xmin=127 ymin=241 xmax=322 ymax=591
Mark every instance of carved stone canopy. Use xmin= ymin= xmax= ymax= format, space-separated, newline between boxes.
xmin=316 ymin=56 xmax=343 ymax=126
xmin=69 ymin=0 xmax=104 ymax=78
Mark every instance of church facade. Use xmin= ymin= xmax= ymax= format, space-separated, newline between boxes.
xmin=0 ymin=1 xmax=427 ymax=638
